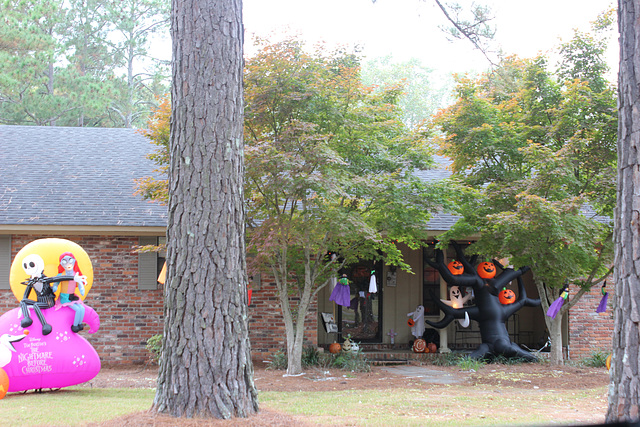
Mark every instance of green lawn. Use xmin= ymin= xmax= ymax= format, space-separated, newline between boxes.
xmin=0 ymin=388 xmax=155 ymax=426
xmin=0 ymin=383 xmax=607 ymax=426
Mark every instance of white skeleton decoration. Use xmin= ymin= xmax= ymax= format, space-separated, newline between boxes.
xmin=441 ymin=286 xmax=473 ymax=328
xmin=22 ymin=254 xmax=45 ymax=279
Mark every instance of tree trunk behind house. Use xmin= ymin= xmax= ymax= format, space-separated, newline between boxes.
xmin=607 ymin=0 xmax=640 ymax=421
xmin=152 ymin=0 xmax=258 ymax=419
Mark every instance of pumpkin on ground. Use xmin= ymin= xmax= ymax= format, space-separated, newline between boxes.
xmin=412 ymin=338 xmax=426 ymax=353
xmin=329 ymin=342 xmax=341 ymax=354
xmin=427 ymin=342 xmax=437 ymax=353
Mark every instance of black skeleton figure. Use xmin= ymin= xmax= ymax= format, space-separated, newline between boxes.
xmin=425 ymin=242 xmax=541 ymax=361
xmin=19 ymin=254 xmax=71 ymax=336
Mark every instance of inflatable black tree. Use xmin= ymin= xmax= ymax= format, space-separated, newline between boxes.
xmin=425 ymin=243 xmax=541 ymax=361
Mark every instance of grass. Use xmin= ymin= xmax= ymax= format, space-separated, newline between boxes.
xmin=0 ymin=388 xmax=155 ymax=426
xmin=0 ymin=364 xmax=607 ymax=426
xmin=259 ymin=386 xmax=607 ymax=426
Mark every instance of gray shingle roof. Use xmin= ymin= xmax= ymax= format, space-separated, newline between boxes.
xmin=0 ymin=125 xmax=167 ymax=227
xmin=415 ymin=155 xmax=461 ymax=231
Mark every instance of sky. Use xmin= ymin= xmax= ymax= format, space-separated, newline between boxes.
xmin=242 ymin=0 xmax=617 ymax=79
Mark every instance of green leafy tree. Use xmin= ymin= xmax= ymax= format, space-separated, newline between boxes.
xmin=434 ymin=22 xmax=616 ymax=364
xmin=105 ymin=0 xmax=170 ymax=127
xmin=244 ymin=37 xmax=453 ymax=375
xmin=0 ymin=0 xmax=168 ymax=127
xmin=362 ymin=56 xmax=449 ymax=128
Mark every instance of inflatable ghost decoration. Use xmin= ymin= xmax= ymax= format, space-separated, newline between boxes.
xmin=0 ymin=238 xmax=101 ymax=396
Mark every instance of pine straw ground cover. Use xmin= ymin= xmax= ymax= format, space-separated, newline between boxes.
xmin=1 ymin=361 xmax=609 ymax=426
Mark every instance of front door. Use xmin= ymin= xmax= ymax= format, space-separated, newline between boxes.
xmin=337 ymin=260 xmax=383 ymax=343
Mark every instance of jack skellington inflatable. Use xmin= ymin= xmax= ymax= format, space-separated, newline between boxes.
xmin=425 ymin=242 xmax=541 ymax=361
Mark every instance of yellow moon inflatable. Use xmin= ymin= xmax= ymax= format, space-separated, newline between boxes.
xmin=9 ymin=238 xmax=93 ymax=303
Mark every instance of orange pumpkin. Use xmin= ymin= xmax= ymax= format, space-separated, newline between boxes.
xmin=499 ymin=287 xmax=516 ymax=305
xmin=329 ymin=342 xmax=341 ymax=354
xmin=407 ymin=318 xmax=415 ymax=327
xmin=413 ymin=338 xmax=426 ymax=353
xmin=427 ymin=342 xmax=437 ymax=353
xmin=477 ymin=262 xmax=496 ymax=279
xmin=447 ymin=260 xmax=464 ymax=275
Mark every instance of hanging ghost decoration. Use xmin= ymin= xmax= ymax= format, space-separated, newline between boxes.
xmin=369 ymin=270 xmax=377 ymax=293
xmin=407 ymin=305 xmax=425 ymax=339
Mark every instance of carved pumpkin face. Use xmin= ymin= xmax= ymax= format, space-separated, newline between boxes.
xmin=477 ymin=262 xmax=496 ymax=279
xmin=412 ymin=338 xmax=426 ymax=353
xmin=447 ymin=260 xmax=464 ymax=275
xmin=342 ymin=338 xmax=352 ymax=352
xmin=499 ymin=288 xmax=516 ymax=304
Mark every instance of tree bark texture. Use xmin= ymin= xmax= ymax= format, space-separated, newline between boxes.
xmin=152 ymin=0 xmax=258 ymax=418
xmin=607 ymin=0 xmax=640 ymax=421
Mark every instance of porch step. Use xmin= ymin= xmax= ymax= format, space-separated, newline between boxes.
xmin=362 ymin=350 xmax=440 ymax=365
xmin=370 ymin=358 xmax=410 ymax=366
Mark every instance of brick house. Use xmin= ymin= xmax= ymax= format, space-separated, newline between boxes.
xmin=0 ymin=125 xmax=167 ymax=365
xmin=0 ymin=125 xmax=613 ymax=364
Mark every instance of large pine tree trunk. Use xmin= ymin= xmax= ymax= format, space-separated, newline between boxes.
xmin=607 ymin=0 xmax=640 ymax=421
xmin=152 ymin=0 xmax=258 ymax=418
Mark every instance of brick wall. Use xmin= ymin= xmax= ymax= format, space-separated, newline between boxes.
xmin=567 ymin=283 xmax=614 ymax=360
xmin=3 ymin=235 xmax=318 ymax=365
xmin=1 ymin=235 xmax=164 ymax=366
xmin=247 ymin=274 xmax=318 ymax=361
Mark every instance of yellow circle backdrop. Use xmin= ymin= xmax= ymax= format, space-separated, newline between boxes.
xmin=9 ymin=238 xmax=94 ymax=303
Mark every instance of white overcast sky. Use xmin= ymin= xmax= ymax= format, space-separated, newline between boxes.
xmin=242 ymin=0 xmax=617 ymax=78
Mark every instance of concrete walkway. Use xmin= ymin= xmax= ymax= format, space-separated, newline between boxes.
xmin=380 ymin=365 xmax=463 ymax=384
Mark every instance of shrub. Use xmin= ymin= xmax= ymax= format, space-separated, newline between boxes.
xmin=265 ymin=347 xmax=371 ymax=372
xmin=146 ymin=334 xmax=163 ymax=364
xmin=581 ymin=350 xmax=610 ymax=368
xmin=331 ymin=349 xmax=371 ymax=372
xmin=266 ymin=350 xmax=288 ymax=370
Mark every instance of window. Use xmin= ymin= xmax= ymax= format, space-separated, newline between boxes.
xmin=138 ymin=236 xmax=164 ymax=290
xmin=0 ymin=235 xmax=10 ymax=290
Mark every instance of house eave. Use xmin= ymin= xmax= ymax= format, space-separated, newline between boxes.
xmin=0 ymin=224 xmax=166 ymax=237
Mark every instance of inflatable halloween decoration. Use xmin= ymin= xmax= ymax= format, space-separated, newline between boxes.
xmin=477 ymin=261 xmax=497 ymax=279
xmin=424 ymin=242 xmax=541 ymax=361
xmin=498 ymin=288 xmax=516 ymax=305
xmin=407 ymin=305 xmax=425 ymax=339
xmin=441 ymin=285 xmax=472 ymax=327
xmin=447 ymin=260 xmax=464 ymax=275
xmin=596 ymin=283 xmax=609 ymax=314
xmin=546 ymin=284 xmax=568 ymax=319
xmin=0 ymin=238 xmax=101 ymax=396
